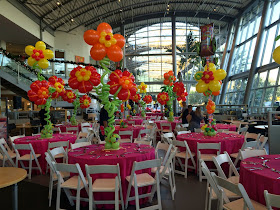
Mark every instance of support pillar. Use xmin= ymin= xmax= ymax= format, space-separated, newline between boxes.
xmin=172 ymin=16 xmax=177 ymax=116
xmin=219 ymin=17 xmax=242 ymax=104
xmin=243 ymin=0 xmax=270 ymax=105
xmin=120 ymin=24 xmax=126 ymax=68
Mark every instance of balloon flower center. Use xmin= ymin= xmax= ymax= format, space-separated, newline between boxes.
xmin=205 ymin=75 xmax=209 ymax=79
xmin=119 ymin=76 xmax=132 ymax=89
xmin=84 ymin=100 xmax=89 ymax=105
xmin=105 ymin=35 xmax=111 ymax=40
xmin=38 ymin=87 xmax=49 ymax=98
xmin=75 ymin=68 xmax=91 ymax=82
xmin=67 ymin=92 xmax=74 ymax=98
xmin=54 ymin=82 xmax=64 ymax=92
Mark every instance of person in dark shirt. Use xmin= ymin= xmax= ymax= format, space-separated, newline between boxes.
xmin=182 ymin=105 xmax=193 ymax=124
xmin=39 ymin=108 xmax=47 ymax=129
xmin=189 ymin=107 xmax=204 ymax=132
xmin=276 ymin=106 xmax=280 ymax=120
xmin=99 ymin=99 xmax=112 ymax=141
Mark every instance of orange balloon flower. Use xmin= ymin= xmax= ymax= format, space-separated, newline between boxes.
xmin=84 ymin=22 xmax=125 ymax=62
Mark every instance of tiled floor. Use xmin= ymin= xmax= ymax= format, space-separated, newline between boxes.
xmin=0 ymin=172 xmax=209 ymax=210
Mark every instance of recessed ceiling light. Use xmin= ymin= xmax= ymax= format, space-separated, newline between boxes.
xmin=213 ymin=8 xmax=216 ymax=11
xmin=71 ymin=18 xmax=74 ymax=22
xmin=120 ymin=9 xmax=123 ymax=12
xmin=56 ymin=1 xmax=60 ymax=5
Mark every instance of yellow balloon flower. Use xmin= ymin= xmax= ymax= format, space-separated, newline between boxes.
xmin=25 ymin=41 xmax=54 ymax=69
xmin=138 ymin=82 xmax=147 ymax=93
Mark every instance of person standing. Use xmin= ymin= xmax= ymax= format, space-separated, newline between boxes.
xmin=182 ymin=105 xmax=193 ymax=124
xmin=189 ymin=107 xmax=204 ymax=132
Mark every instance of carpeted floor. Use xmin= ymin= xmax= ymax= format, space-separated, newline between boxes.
xmin=0 ymin=173 xmax=209 ymax=210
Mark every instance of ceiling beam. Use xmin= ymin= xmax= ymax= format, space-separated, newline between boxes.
xmin=68 ymin=10 xmax=233 ymax=32
xmin=50 ymin=0 xmax=238 ymax=30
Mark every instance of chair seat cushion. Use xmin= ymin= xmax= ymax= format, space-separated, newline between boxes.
xmin=92 ymin=178 xmax=116 ymax=192
xmin=175 ymin=151 xmax=195 ymax=159
xmin=210 ymin=187 xmax=240 ymax=199
xmin=53 ymin=171 xmax=70 ymax=180
xmin=227 ymin=176 xmax=239 ymax=184
xmin=200 ymin=154 xmax=216 ymax=161
xmin=223 ymin=198 xmax=266 ymax=210
xmin=151 ymin=165 xmax=169 ymax=174
xmin=54 ymin=153 xmax=65 ymax=159
xmin=18 ymin=154 xmax=41 ymax=161
xmin=126 ymin=173 xmax=155 ymax=187
xmin=61 ymin=176 xmax=87 ymax=189
xmin=230 ymin=153 xmax=238 ymax=159
xmin=0 ymin=151 xmax=16 ymax=159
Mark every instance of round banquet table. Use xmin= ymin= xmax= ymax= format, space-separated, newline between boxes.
xmin=14 ymin=134 xmax=77 ymax=173
xmin=155 ymin=120 xmax=181 ymax=131
xmin=100 ymin=125 xmax=145 ymax=139
xmin=68 ymin=143 xmax=155 ymax=208
xmin=200 ymin=123 xmax=237 ymax=131
xmin=137 ymin=113 xmax=164 ymax=117
xmin=55 ymin=124 xmax=81 ymax=133
xmin=240 ymin=154 xmax=280 ymax=205
xmin=115 ymin=118 xmax=143 ymax=125
xmin=176 ymin=132 xmax=244 ymax=157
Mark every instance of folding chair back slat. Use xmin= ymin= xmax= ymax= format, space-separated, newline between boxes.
xmin=240 ymin=149 xmax=267 ymax=160
xmin=264 ymin=190 xmax=280 ymax=209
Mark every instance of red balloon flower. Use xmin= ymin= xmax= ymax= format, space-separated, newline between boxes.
xmin=28 ymin=80 xmax=50 ymax=105
xmin=173 ymin=82 xmax=185 ymax=96
xmin=157 ymin=92 xmax=169 ymax=105
xmin=80 ymin=95 xmax=91 ymax=109
xmin=84 ymin=22 xmax=125 ymax=62
xmin=163 ymin=71 xmax=176 ymax=86
xmin=131 ymin=94 xmax=141 ymax=103
xmin=62 ymin=90 xmax=76 ymax=103
xmin=201 ymin=71 xmax=214 ymax=84
xmin=68 ymin=66 xmax=101 ymax=93
xmin=177 ymin=92 xmax=188 ymax=102
xmin=107 ymin=69 xmax=137 ymax=101
xmin=48 ymin=76 xmax=65 ymax=99
xmin=143 ymin=95 xmax=153 ymax=104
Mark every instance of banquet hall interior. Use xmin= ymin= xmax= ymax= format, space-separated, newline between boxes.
xmin=0 ymin=0 xmax=280 ymax=209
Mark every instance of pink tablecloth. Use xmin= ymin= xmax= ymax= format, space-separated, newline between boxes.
xmin=100 ymin=125 xmax=145 ymax=139
xmin=155 ymin=120 xmax=181 ymax=131
xmin=200 ymin=123 xmax=237 ymax=131
xmin=115 ymin=118 xmax=143 ymax=125
xmin=14 ymin=134 xmax=77 ymax=173
xmin=55 ymin=124 xmax=81 ymax=133
xmin=240 ymin=155 xmax=280 ymax=205
xmin=176 ymin=133 xmax=244 ymax=156
xmin=68 ymin=143 xmax=155 ymax=208
xmin=137 ymin=113 xmax=164 ymax=117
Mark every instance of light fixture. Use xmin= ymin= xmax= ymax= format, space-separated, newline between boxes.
xmin=213 ymin=8 xmax=216 ymax=11
xmin=71 ymin=18 xmax=74 ymax=22
xmin=120 ymin=9 xmax=123 ymax=12
xmin=56 ymin=1 xmax=60 ymax=5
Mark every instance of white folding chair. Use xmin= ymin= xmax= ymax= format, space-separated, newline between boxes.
xmin=13 ymin=143 xmax=42 ymax=179
xmin=162 ymin=132 xmax=175 ymax=144
xmin=197 ymin=143 xmax=221 ymax=182
xmin=54 ymin=162 xmax=88 ymax=210
xmin=125 ymin=159 xmax=162 ymax=210
xmin=9 ymin=135 xmax=25 ymax=143
xmin=85 ymin=164 xmax=124 ymax=210
xmin=81 ymin=122 xmax=91 ymax=133
xmin=177 ymin=131 xmax=191 ymax=135
xmin=172 ymin=140 xmax=196 ymax=178
xmin=259 ymin=135 xmax=268 ymax=149
xmin=238 ymin=125 xmax=248 ymax=135
xmin=264 ymin=190 xmax=280 ymax=210
xmin=150 ymin=124 xmax=158 ymax=147
xmin=217 ymin=129 xmax=228 ymax=132
xmin=66 ymin=126 xmax=79 ymax=134
xmin=70 ymin=142 xmax=91 ymax=150
xmin=194 ymin=128 xmax=202 ymax=133
xmin=45 ymin=152 xmax=70 ymax=207
xmin=213 ymin=152 xmax=240 ymax=184
xmin=48 ymin=146 xmax=68 ymax=164
xmin=77 ymin=132 xmax=89 ymax=139
xmin=152 ymin=146 xmax=177 ymax=200
xmin=119 ymin=130 xmax=133 ymax=143
xmin=0 ymin=138 xmax=16 ymax=167
xmin=155 ymin=142 xmax=173 ymax=166
xmin=32 ymin=133 xmax=41 ymax=136
xmin=245 ymin=132 xmax=261 ymax=142
xmin=136 ymin=129 xmax=151 ymax=142
xmin=200 ymin=160 xmax=240 ymax=210
xmin=231 ymin=139 xmax=261 ymax=167
xmin=127 ymin=121 xmax=135 ymax=125
xmin=212 ymin=173 xmax=266 ymax=210
xmin=160 ymin=123 xmax=172 ymax=135
xmin=52 ymin=127 xmax=61 ymax=133
xmin=75 ymin=138 xmax=89 ymax=143
xmin=134 ymin=139 xmax=152 ymax=146
xmin=240 ymin=149 xmax=267 ymax=160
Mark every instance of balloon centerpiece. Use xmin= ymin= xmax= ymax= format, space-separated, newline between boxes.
xmin=273 ymin=35 xmax=280 ymax=64
xmin=26 ymin=41 xmax=55 ymax=139
xmin=84 ymin=22 xmax=132 ymax=150
xmin=195 ymin=24 xmax=227 ymax=136
xmin=158 ymin=71 xmax=188 ymax=122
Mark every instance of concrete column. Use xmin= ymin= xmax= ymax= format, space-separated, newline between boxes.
xmin=172 ymin=16 xmax=177 ymax=116
xmin=120 ymin=24 xmax=126 ymax=68
xmin=243 ymin=0 xmax=270 ymax=105
xmin=219 ymin=17 xmax=242 ymax=104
